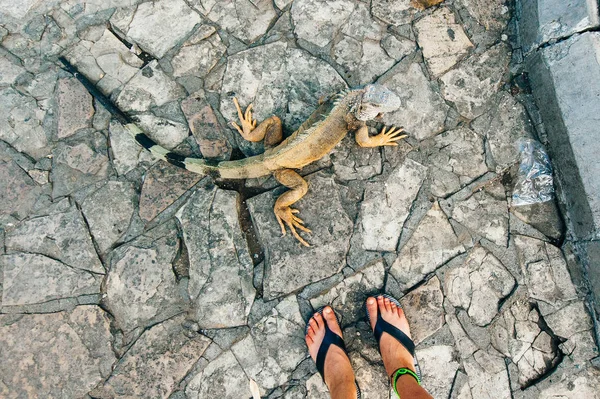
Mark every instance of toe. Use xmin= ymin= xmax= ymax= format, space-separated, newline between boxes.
xmin=366 ymin=297 xmax=378 ymax=330
xmin=322 ymin=307 xmax=342 ymax=337
xmin=377 ymin=296 xmax=386 ymax=313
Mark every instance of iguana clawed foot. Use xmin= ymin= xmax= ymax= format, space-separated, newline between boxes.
xmin=274 ymin=205 xmax=312 ymax=247
xmin=231 ymin=97 xmax=258 ymax=140
xmin=370 ymin=126 xmax=407 ymax=146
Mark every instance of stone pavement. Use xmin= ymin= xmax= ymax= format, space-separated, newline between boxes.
xmin=0 ymin=0 xmax=599 ymax=398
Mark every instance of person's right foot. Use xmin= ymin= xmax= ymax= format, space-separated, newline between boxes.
xmin=366 ymin=296 xmax=416 ymax=377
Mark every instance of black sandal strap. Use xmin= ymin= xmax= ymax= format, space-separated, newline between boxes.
xmin=315 ymin=323 xmax=347 ymax=382
xmin=373 ymin=310 xmax=416 ymax=357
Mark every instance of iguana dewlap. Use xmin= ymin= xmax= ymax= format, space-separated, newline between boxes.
xmin=59 ymin=58 xmax=404 ymax=246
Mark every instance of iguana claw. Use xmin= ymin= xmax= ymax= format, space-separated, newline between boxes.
xmin=373 ymin=126 xmax=407 ymax=146
xmin=275 ymin=206 xmax=312 ymax=247
xmin=231 ymin=97 xmax=257 ymax=139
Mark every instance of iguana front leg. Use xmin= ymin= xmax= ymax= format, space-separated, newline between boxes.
xmin=355 ymin=124 xmax=407 ymax=147
xmin=273 ymin=169 xmax=312 ymax=247
xmin=230 ymin=98 xmax=282 ymax=147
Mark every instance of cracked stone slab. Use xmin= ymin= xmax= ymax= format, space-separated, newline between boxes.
xmin=109 ymin=120 xmax=155 ymax=176
xmin=400 ymin=276 xmax=445 ymax=344
xmin=415 ymin=7 xmax=473 ymax=77
xmin=116 ymin=61 xmax=186 ymax=112
xmin=417 ymin=345 xmax=460 ymax=398
xmin=231 ymin=296 xmax=306 ymax=391
xmin=176 ymin=184 xmax=255 ymax=328
xmin=5 ymin=207 xmax=104 ymax=274
xmin=220 ymin=41 xmax=346 ymax=155
xmin=441 ymin=43 xmax=511 ymax=119
xmin=0 ymin=51 xmax=25 ymax=86
xmin=51 ymin=130 xmax=110 ymax=198
xmin=191 ymin=0 xmax=277 ymax=44
xmin=56 ymin=77 xmax=94 ymax=139
xmin=359 ymin=158 xmax=427 ymax=252
xmin=456 ymin=0 xmax=510 ymax=36
xmin=349 ymin=352 xmax=390 ymax=399
xmin=510 ymin=201 xmax=564 ymax=242
xmin=1 ymin=252 xmax=101 ymax=307
xmin=248 ymin=173 xmax=353 ymax=299
xmin=309 ymin=260 xmax=385 ymax=325
xmin=104 ymin=226 xmax=185 ymax=337
xmin=292 ymin=0 xmax=355 ymax=48
xmin=81 ymin=181 xmax=136 ymax=255
xmin=0 ymin=306 xmax=116 ymax=398
xmin=92 ymin=315 xmax=211 ymax=399
xmin=445 ymin=246 xmax=516 ymax=326
xmin=371 ymin=0 xmax=429 ymax=26
xmin=186 ymin=350 xmax=250 ymax=399
xmin=472 ymin=91 xmax=534 ymax=171
xmin=172 ymin=27 xmax=226 ymax=78
xmin=331 ymin=135 xmax=382 ymax=181
xmin=389 ymin=202 xmax=466 ymax=292
xmin=134 ymin=113 xmax=189 ymax=150
xmin=379 ymin=60 xmax=449 ymax=140
xmin=516 ymin=363 xmax=600 ymax=399
xmin=139 ymin=162 xmax=203 ymax=222
xmin=464 ymin=349 xmax=512 ymax=399
xmin=113 ymin=0 xmax=201 ymax=58
xmin=0 ymin=160 xmax=42 ymax=221
xmin=427 ymin=127 xmax=488 ymax=197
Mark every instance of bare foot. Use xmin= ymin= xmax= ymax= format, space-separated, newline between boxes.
xmin=305 ymin=307 xmax=357 ymax=399
xmin=366 ymin=296 xmax=416 ymax=377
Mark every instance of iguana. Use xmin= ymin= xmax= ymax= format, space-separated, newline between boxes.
xmin=59 ymin=57 xmax=405 ymax=247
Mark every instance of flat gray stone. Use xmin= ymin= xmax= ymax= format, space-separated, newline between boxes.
xmin=441 ymin=43 xmax=510 ymax=119
xmin=116 ymin=61 xmax=186 ymax=112
xmin=116 ymin=0 xmax=201 ymax=58
xmin=464 ymin=349 xmax=512 ymax=399
xmin=428 ymin=127 xmax=488 ymax=197
xmin=108 ymin=120 xmax=155 ymax=176
xmin=415 ymin=7 xmax=473 ymax=76
xmin=1 ymin=253 xmax=101 ymax=307
xmin=0 ymin=54 xmax=24 ymax=86
xmin=5 ymin=207 xmax=104 ymax=274
xmin=445 ymin=246 xmax=515 ymax=326
xmin=134 ymin=114 xmax=189 ymax=150
xmin=389 ymin=202 xmax=466 ymax=292
xmin=231 ymin=295 xmax=306 ymax=390
xmin=401 ymin=276 xmax=445 ymax=344
xmin=457 ymin=0 xmax=510 ymax=39
xmin=371 ymin=0 xmax=421 ymax=26
xmin=247 ymin=173 xmax=353 ymax=299
xmin=176 ymin=185 xmax=255 ymax=328
xmin=510 ymin=200 xmax=564 ymax=241
xmin=292 ymin=0 xmax=355 ymax=48
xmin=172 ymin=32 xmax=225 ymax=78
xmin=359 ymin=158 xmax=427 ymax=252
xmin=186 ymin=350 xmax=250 ymax=399
xmin=349 ymin=351 xmax=389 ymax=398
xmin=517 ymin=363 xmax=600 ymax=399
xmin=0 ymin=160 xmax=42 ymax=220
xmin=417 ymin=345 xmax=460 ymax=398
xmin=0 ymin=306 xmax=116 ymax=398
xmin=104 ymin=230 xmax=185 ymax=336
xmin=93 ymin=315 xmax=211 ymax=398
xmin=305 ymin=373 xmax=330 ymax=398
xmin=56 ymin=78 xmax=94 ymax=139
xmin=379 ymin=60 xmax=449 ymax=140
xmin=331 ymin=134 xmax=382 ymax=181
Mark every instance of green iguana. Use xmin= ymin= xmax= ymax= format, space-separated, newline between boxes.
xmin=59 ymin=57 xmax=405 ymax=247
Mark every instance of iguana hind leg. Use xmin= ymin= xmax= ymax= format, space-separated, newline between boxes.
xmin=230 ymin=97 xmax=282 ymax=147
xmin=273 ymin=169 xmax=311 ymax=247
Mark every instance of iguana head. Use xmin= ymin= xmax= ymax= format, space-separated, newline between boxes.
xmin=355 ymin=84 xmax=401 ymax=121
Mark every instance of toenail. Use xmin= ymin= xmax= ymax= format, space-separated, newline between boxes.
xmin=368 ymin=298 xmax=375 ymax=304
xmin=325 ymin=308 xmax=332 ymax=314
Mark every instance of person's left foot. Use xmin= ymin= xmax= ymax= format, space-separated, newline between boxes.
xmin=305 ymin=307 xmax=357 ymax=398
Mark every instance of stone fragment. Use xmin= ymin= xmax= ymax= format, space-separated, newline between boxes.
xmin=56 ymin=77 xmax=94 ymax=139
xmin=544 ymin=301 xmax=593 ymax=341
xmin=445 ymin=246 xmax=515 ymax=326
xmin=0 ymin=306 xmax=116 ymax=398
xmin=331 ymin=134 xmax=382 ymax=181
xmin=181 ymin=94 xmax=232 ymax=161
xmin=449 ymin=180 xmax=508 ymax=247
xmin=51 ymin=131 xmax=110 ymax=198
xmin=464 ymin=349 xmax=511 ymax=399
xmin=472 ymin=91 xmax=534 ymax=171
xmin=310 ymin=260 xmax=385 ymax=325
xmin=104 ymin=230 xmax=185 ymax=336
xmin=379 ymin=60 xmax=449 ymax=140
xmin=134 ymin=114 xmax=189 ymax=150
xmin=5 ymin=208 xmax=104 ymax=274
xmin=305 ymin=373 xmax=329 ymax=398
xmin=441 ymin=43 xmax=510 ymax=119
xmin=445 ymin=310 xmax=479 ymax=360
xmin=0 ymin=88 xmax=48 ymax=159
xmin=514 ymin=235 xmax=577 ymax=311
xmin=1 ymin=253 xmax=101 ymax=307
xmin=0 ymin=54 xmax=24 ymax=85
xmin=417 ymin=345 xmax=460 ymax=398
xmin=193 ymin=0 xmax=277 ymax=44
xmin=415 ymin=7 xmax=473 ymax=76
xmin=531 ymin=365 xmax=600 ymax=399
xmin=109 ymin=120 xmax=154 ymax=175
xmin=93 ymin=315 xmax=211 ymax=398
xmin=401 ymin=276 xmax=445 ymax=344
xmin=510 ymin=200 xmax=564 ymax=242
xmin=247 ymin=174 xmax=353 ymax=299
xmin=389 ymin=202 xmax=465 ymax=291
xmin=371 ymin=0 xmax=422 ymax=26
xmin=139 ymin=162 xmax=203 ymax=222
xmin=0 ymin=160 xmax=42 ymax=220
xmin=456 ymin=0 xmax=509 ymax=35
xmin=28 ymin=169 xmax=49 ymax=185
xmin=359 ymin=159 xmax=427 ymax=251
xmin=231 ymin=296 xmax=306 ymax=390
xmin=186 ymin=350 xmax=250 ymax=399
xmin=118 ymin=0 xmax=201 ymax=58
xmin=81 ymin=181 xmax=136 ymax=254
xmin=176 ymin=185 xmax=255 ymax=328
xmin=450 ymin=370 xmax=473 ymax=399
xmin=116 ymin=61 xmax=186 ymax=112
xmin=292 ymin=0 xmax=355 ymax=48
xmin=350 ymin=352 xmax=389 ymax=398
xmin=428 ymin=127 xmax=487 ymax=197
xmin=172 ymin=32 xmax=226 ymax=78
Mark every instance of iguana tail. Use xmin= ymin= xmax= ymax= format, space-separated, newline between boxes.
xmin=58 ymin=57 xmax=270 ymax=180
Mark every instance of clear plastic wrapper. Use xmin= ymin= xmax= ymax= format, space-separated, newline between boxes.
xmin=511 ymin=139 xmax=554 ymax=206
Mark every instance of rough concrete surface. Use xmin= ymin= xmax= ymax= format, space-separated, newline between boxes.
xmin=0 ymin=0 xmax=598 ymax=398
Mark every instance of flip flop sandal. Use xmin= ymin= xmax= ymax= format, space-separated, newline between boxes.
xmin=305 ymin=307 xmax=362 ymax=399
xmin=365 ymin=294 xmax=422 ymax=382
